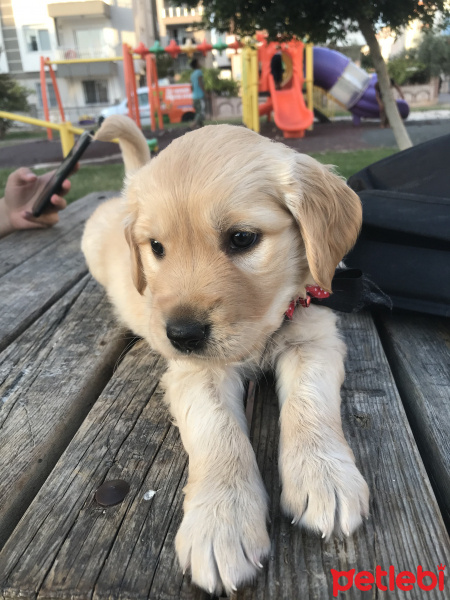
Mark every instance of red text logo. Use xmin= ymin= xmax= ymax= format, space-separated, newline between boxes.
xmin=331 ymin=564 xmax=445 ymax=596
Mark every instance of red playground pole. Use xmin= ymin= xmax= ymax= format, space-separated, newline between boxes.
xmin=47 ymin=62 xmax=66 ymax=123
xmin=123 ymin=44 xmax=136 ymax=122
xmin=152 ymin=56 xmax=163 ymax=130
xmin=145 ymin=53 xmax=156 ymax=131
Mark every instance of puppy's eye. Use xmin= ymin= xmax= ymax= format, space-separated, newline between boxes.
xmin=229 ymin=231 xmax=259 ymax=251
xmin=150 ymin=239 xmax=164 ymax=258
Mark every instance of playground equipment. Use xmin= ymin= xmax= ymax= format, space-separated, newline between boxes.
xmin=258 ymin=39 xmax=314 ymax=138
xmin=122 ymin=44 xmax=196 ymax=130
xmin=0 ymin=110 xmax=86 ymax=156
xmin=241 ymin=45 xmax=260 ymax=133
xmin=2 ymin=37 xmax=254 ymax=156
xmin=255 ymin=41 xmax=409 ymax=136
xmin=34 ymin=39 xmax=241 ymax=148
xmin=2 ymin=36 xmax=411 ymax=158
xmin=313 ymin=47 xmax=410 ymax=123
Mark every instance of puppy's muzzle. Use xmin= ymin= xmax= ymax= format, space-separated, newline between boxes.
xmin=166 ymin=319 xmax=210 ymax=354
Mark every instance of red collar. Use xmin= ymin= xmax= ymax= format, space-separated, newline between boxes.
xmin=285 ymin=285 xmax=330 ymax=319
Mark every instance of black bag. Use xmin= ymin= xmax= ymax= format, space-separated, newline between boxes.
xmin=345 ymin=134 xmax=450 ymax=317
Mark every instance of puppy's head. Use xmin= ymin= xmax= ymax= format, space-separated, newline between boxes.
xmin=124 ymin=125 xmax=361 ymax=363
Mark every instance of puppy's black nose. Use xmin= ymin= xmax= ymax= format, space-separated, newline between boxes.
xmin=166 ymin=320 xmax=209 ymax=353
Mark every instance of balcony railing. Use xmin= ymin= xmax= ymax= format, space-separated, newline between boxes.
xmin=161 ymin=5 xmax=204 ymax=18
xmin=55 ymin=45 xmax=117 ymax=61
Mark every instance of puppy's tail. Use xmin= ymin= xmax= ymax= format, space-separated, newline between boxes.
xmin=95 ymin=115 xmax=150 ymax=175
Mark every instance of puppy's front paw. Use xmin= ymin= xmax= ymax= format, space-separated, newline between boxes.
xmin=280 ymin=445 xmax=369 ymax=539
xmin=176 ymin=486 xmax=270 ymax=595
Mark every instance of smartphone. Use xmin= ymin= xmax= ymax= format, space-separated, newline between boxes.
xmin=32 ymin=130 xmax=93 ymax=217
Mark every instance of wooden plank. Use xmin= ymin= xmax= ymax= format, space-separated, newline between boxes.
xmin=0 ymin=192 xmax=116 ymax=279
xmin=242 ymin=312 xmax=450 ymax=599
xmin=0 ymin=193 xmax=115 ymax=353
xmin=377 ymin=312 xmax=450 ymax=528
xmin=0 ymin=276 xmax=128 ymax=549
xmin=1 ymin=313 xmax=449 ymax=600
xmin=0 ymin=342 xmax=203 ymax=600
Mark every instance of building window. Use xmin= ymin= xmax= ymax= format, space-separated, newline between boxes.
xmin=25 ymin=28 xmax=51 ymax=52
xmin=36 ymin=83 xmax=57 ymax=108
xmin=82 ymin=80 xmax=109 ymax=104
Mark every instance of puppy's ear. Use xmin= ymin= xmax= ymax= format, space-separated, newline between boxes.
xmin=124 ymin=222 xmax=146 ymax=295
xmin=285 ymin=156 xmax=362 ymax=292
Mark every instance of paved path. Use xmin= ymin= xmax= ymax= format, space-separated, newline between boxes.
xmin=1 ymin=115 xmax=450 ymax=168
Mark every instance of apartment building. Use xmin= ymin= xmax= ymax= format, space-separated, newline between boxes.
xmin=158 ymin=1 xmax=217 ymax=71
xmin=0 ymin=0 xmax=223 ymax=124
xmin=0 ymin=0 xmax=141 ymax=121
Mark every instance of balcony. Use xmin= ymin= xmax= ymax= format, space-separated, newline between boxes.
xmin=55 ymin=45 xmax=117 ymax=61
xmin=161 ymin=5 xmax=203 ymax=25
xmin=48 ymin=1 xmax=111 ymax=19
xmin=54 ymin=45 xmax=118 ymax=77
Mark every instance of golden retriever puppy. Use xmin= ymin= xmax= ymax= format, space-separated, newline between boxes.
xmin=82 ymin=115 xmax=369 ymax=595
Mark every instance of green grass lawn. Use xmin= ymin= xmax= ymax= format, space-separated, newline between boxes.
xmin=309 ymin=148 xmax=397 ymax=180
xmin=0 ymin=147 xmax=395 ymax=205
xmin=3 ymin=129 xmax=48 ymax=141
xmin=0 ymin=129 xmax=48 ymax=148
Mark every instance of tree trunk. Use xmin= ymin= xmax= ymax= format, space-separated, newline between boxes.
xmin=358 ymin=17 xmax=413 ymax=151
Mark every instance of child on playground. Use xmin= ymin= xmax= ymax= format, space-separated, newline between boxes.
xmin=190 ymin=58 xmax=205 ymax=128
xmin=270 ymin=46 xmax=284 ymax=90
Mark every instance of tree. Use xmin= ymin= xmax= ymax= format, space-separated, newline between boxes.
xmin=0 ymin=73 xmax=29 ymax=139
xmin=417 ymin=32 xmax=450 ymax=79
xmin=387 ymin=50 xmax=428 ymax=85
xmin=184 ymin=0 xmax=450 ymax=150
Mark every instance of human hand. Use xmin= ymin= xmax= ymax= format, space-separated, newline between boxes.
xmin=3 ymin=167 xmax=71 ymax=233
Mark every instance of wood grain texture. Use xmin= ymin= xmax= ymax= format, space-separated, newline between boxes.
xmin=239 ymin=311 xmax=450 ymax=599
xmin=1 ymin=313 xmax=449 ymax=600
xmin=0 ymin=277 xmax=128 ymax=548
xmin=0 ymin=192 xmax=116 ymax=279
xmin=0 ymin=341 xmax=204 ymax=600
xmin=0 ymin=192 xmax=115 ymax=353
xmin=377 ymin=312 xmax=450 ymax=528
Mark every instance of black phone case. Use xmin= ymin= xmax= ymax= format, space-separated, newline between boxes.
xmin=32 ymin=130 xmax=93 ymax=217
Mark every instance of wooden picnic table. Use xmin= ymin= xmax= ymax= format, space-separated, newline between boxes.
xmin=0 ymin=192 xmax=449 ymax=600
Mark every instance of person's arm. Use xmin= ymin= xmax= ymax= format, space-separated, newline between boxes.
xmin=198 ymin=73 xmax=205 ymax=94
xmin=0 ymin=167 xmax=70 ymax=238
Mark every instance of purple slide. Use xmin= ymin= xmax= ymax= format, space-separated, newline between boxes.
xmin=313 ymin=47 xmax=409 ymax=123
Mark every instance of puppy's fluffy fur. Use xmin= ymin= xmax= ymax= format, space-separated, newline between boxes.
xmin=82 ymin=115 xmax=369 ymax=594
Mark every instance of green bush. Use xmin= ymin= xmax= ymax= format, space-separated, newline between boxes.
xmin=179 ymin=68 xmax=240 ymax=96
xmin=417 ymin=33 xmax=450 ymax=79
xmin=387 ymin=50 xmax=428 ymax=85
xmin=387 ymin=34 xmax=450 ymax=85
xmin=0 ymin=74 xmax=30 ymax=138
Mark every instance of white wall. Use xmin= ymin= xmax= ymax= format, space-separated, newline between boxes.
xmin=9 ymin=0 xmax=135 ymax=116
xmin=56 ymin=16 xmax=118 ymax=57
xmin=0 ymin=27 xmax=9 ymax=73
xmin=12 ymin=0 xmax=58 ymax=72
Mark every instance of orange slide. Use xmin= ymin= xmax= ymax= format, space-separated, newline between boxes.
xmin=267 ymin=72 xmax=314 ymax=138
xmin=258 ymin=38 xmax=314 ymax=138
